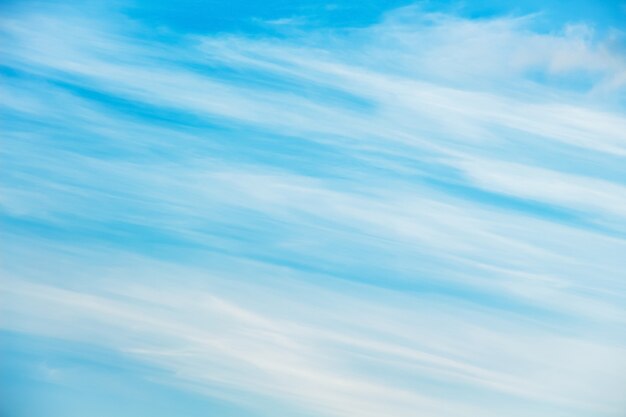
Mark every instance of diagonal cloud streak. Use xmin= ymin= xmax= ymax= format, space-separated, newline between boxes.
xmin=1 ymin=2 xmax=626 ymax=417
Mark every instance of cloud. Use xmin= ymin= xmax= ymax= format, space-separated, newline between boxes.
xmin=1 ymin=3 xmax=626 ymax=417
xmin=458 ymin=158 xmax=626 ymax=224
xmin=3 ymin=254 xmax=626 ymax=416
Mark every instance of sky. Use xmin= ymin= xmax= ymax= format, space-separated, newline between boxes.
xmin=1 ymin=1 xmax=626 ymax=416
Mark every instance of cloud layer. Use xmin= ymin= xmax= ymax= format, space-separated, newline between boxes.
xmin=1 ymin=2 xmax=626 ymax=417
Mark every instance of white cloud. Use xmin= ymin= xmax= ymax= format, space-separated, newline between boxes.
xmin=2 ymin=4 xmax=626 ymax=417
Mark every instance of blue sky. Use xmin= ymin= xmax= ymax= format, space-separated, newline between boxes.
xmin=1 ymin=1 xmax=626 ymax=416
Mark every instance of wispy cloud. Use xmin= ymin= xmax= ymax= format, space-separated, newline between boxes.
xmin=1 ymin=2 xmax=626 ymax=417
